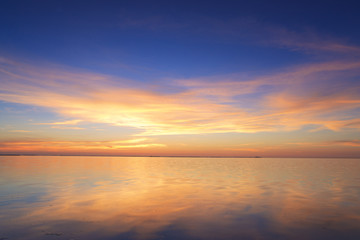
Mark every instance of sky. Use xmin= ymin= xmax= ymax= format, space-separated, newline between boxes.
xmin=0 ymin=0 xmax=359 ymax=157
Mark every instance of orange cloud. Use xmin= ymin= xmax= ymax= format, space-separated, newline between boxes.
xmin=0 ymin=138 xmax=166 ymax=153
xmin=8 ymin=130 xmax=32 ymax=133
xmin=326 ymin=140 xmax=360 ymax=147
xmin=0 ymin=57 xmax=359 ymax=136
xmin=36 ymin=119 xmax=83 ymax=125
xmin=50 ymin=126 xmax=85 ymax=130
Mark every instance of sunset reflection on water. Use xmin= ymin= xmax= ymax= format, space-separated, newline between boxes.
xmin=0 ymin=156 xmax=359 ymax=240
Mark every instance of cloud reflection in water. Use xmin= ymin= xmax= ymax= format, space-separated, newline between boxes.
xmin=0 ymin=156 xmax=359 ymax=240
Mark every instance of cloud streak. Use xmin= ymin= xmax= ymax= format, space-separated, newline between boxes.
xmin=119 ymin=16 xmax=360 ymax=55
xmin=0 ymin=138 xmax=166 ymax=153
xmin=36 ymin=119 xmax=83 ymax=125
xmin=0 ymin=57 xmax=359 ymax=136
xmin=326 ymin=140 xmax=360 ymax=147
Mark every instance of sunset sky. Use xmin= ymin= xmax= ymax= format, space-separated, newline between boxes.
xmin=0 ymin=0 xmax=359 ymax=157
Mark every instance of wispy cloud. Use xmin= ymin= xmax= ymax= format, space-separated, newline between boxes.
xmin=255 ymin=24 xmax=360 ymax=54
xmin=325 ymin=140 xmax=360 ymax=147
xmin=36 ymin=119 xmax=83 ymax=125
xmin=287 ymin=140 xmax=360 ymax=147
xmin=50 ymin=126 xmax=85 ymax=130
xmin=225 ymin=148 xmax=259 ymax=152
xmin=0 ymin=57 xmax=359 ymax=135
xmin=118 ymin=16 xmax=360 ymax=55
xmin=8 ymin=130 xmax=32 ymax=133
xmin=0 ymin=138 xmax=166 ymax=152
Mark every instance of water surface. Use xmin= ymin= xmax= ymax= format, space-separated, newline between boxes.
xmin=0 ymin=156 xmax=359 ymax=240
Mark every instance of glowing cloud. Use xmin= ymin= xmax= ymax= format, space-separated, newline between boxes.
xmin=36 ymin=119 xmax=83 ymax=125
xmin=0 ymin=138 xmax=166 ymax=153
xmin=0 ymin=57 xmax=359 ymax=136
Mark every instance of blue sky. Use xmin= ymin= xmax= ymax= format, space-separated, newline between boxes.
xmin=2 ymin=0 xmax=358 ymax=76
xmin=0 ymin=0 xmax=359 ymax=156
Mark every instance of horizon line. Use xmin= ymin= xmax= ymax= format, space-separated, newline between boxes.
xmin=0 ymin=154 xmax=359 ymax=159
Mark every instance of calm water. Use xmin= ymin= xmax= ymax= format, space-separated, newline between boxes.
xmin=0 ymin=156 xmax=359 ymax=240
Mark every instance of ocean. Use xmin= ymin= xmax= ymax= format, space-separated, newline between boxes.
xmin=0 ymin=156 xmax=359 ymax=240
